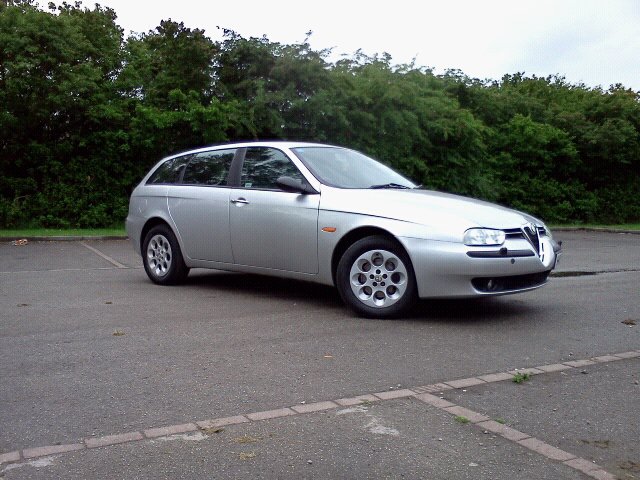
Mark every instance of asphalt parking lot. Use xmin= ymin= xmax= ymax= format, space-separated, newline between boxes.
xmin=1 ymin=231 xmax=638 ymax=479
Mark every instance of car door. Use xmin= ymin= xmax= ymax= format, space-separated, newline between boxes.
xmin=167 ymin=148 xmax=236 ymax=263
xmin=228 ymin=146 xmax=320 ymax=273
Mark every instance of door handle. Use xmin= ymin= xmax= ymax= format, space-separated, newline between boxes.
xmin=230 ymin=198 xmax=249 ymax=205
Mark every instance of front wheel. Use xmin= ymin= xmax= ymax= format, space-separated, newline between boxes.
xmin=142 ymin=225 xmax=189 ymax=285
xmin=336 ymin=236 xmax=417 ymax=318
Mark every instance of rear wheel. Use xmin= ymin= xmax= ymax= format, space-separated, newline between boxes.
xmin=337 ymin=236 xmax=416 ymax=318
xmin=142 ymin=225 xmax=189 ymax=285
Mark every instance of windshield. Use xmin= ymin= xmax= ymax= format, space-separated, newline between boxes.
xmin=291 ymin=147 xmax=416 ymax=189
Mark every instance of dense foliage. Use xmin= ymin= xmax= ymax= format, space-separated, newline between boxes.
xmin=1 ymin=1 xmax=639 ymax=227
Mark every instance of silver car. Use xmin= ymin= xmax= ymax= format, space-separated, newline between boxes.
xmin=126 ymin=141 xmax=561 ymax=318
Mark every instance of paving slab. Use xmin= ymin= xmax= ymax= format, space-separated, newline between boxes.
xmin=0 ymin=399 xmax=585 ymax=479
xmin=81 ymin=239 xmax=142 ymax=269
xmin=0 ymin=240 xmax=112 ymax=272
xmin=444 ymin=359 xmax=640 ymax=480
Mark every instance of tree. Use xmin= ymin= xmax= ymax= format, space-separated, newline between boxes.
xmin=120 ymin=20 xmax=217 ymax=108
xmin=0 ymin=1 xmax=130 ymax=226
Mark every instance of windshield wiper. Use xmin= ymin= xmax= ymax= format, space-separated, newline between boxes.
xmin=369 ymin=183 xmax=412 ymax=190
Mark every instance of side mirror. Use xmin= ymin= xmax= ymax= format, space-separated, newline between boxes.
xmin=276 ymin=176 xmax=317 ymax=194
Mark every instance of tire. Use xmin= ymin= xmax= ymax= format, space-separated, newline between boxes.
xmin=142 ymin=224 xmax=189 ymax=285
xmin=336 ymin=235 xmax=417 ymax=318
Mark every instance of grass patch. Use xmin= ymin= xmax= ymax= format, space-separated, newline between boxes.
xmin=495 ymin=418 xmax=506 ymax=424
xmin=454 ymin=415 xmax=470 ymax=424
xmin=512 ymin=372 xmax=531 ymax=384
xmin=0 ymin=227 xmax=126 ymax=238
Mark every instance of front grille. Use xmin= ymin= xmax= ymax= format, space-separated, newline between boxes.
xmin=467 ymin=249 xmax=535 ymax=258
xmin=471 ymin=271 xmax=550 ymax=293
xmin=504 ymin=226 xmax=547 ymax=240
xmin=504 ymin=228 xmax=525 ymax=240
xmin=523 ymin=225 xmax=539 ymax=250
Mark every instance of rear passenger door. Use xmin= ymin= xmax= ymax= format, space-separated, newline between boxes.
xmin=168 ymin=149 xmax=236 ymax=263
xmin=228 ymin=147 xmax=320 ymax=273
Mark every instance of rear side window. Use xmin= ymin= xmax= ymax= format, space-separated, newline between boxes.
xmin=182 ymin=149 xmax=235 ymax=186
xmin=241 ymin=147 xmax=303 ymax=189
xmin=147 ymin=155 xmax=191 ymax=184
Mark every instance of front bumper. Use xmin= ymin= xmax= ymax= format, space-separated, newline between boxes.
xmin=399 ymin=236 xmax=560 ymax=298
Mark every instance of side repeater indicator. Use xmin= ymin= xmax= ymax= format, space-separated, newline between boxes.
xmin=321 ymin=227 xmax=337 ymax=233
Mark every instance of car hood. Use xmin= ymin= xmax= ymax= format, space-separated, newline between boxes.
xmin=321 ymin=187 xmax=537 ymax=235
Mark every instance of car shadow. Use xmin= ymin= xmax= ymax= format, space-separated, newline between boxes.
xmin=184 ymin=270 xmax=342 ymax=307
xmin=184 ymin=270 xmax=539 ymax=322
xmin=407 ymin=297 xmax=538 ymax=323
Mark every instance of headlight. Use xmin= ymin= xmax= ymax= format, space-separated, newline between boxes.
xmin=463 ymin=228 xmax=506 ymax=246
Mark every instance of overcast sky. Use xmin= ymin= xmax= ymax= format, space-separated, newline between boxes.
xmin=92 ymin=0 xmax=639 ymax=90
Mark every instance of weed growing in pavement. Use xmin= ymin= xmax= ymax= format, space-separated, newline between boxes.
xmin=200 ymin=427 xmax=224 ymax=435
xmin=512 ymin=372 xmax=531 ymax=383
xmin=495 ymin=418 xmax=506 ymax=424
xmin=455 ymin=416 xmax=470 ymax=424
xmin=581 ymin=439 xmax=611 ymax=449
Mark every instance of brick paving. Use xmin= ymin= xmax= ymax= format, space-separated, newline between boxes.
xmin=563 ymin=359 xmax=596 ymax=367
xmin=477 ymin=372 xmax=514 ymax=383
xmin=444 ymin=377 xmax=486 ymax=389
xmin=517 ymin=437 xmax=576 ymax=461
xmin=23 ymin=444 xmax=84 ymax=459
xmin=443 ymin=405 xmax=490 ymax=424
xmin=476 ymin=420 xmax=530 ymax=442
xmin=196 ymin=415 xmax=249 ymax=429
xmin=246 ymin=407 xmax=295 ymax=421
xmin=291 ymin=401 xmax=338 ymax=414
xmin=413 ymin=393 xmax=455 ymax=408
xmin=85 ymin=431 xmax=144 ymax=449
xmin=537 ymin=363 xmax=573 ymax=373
xmin=143 ymin=423 xmax=198 ymax=439
xmin=373 ymin=388 xmax=416 ymax=400
xmin=334 ymin=394 xmax=379 ymax=406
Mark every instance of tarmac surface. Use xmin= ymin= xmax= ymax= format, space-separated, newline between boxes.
xmin=0 ymin=231 xmax=638 ymax=479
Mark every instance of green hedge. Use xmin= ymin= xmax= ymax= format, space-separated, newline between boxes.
xmin=1 ymin=2 xmax=638 ymax=227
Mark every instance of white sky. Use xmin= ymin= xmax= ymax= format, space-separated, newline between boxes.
xmin=89 ymin=0 xmax=639 ymax=90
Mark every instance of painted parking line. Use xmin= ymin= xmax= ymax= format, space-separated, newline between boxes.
xmin=0 ymin=267 xmax=121 ymax=274
xmin=79 ymin=241 xmax=127 ymax=269
xmin=1 ymin=349 xmax=638 ymax=478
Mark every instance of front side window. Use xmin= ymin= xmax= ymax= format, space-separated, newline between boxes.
xmin=240 ymin=147 xmax=304 ymax=189
xmin=182 ymin=149 xmax=235 ymax=186
xmin=147 ymin=155 xmax=191 ymax=184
